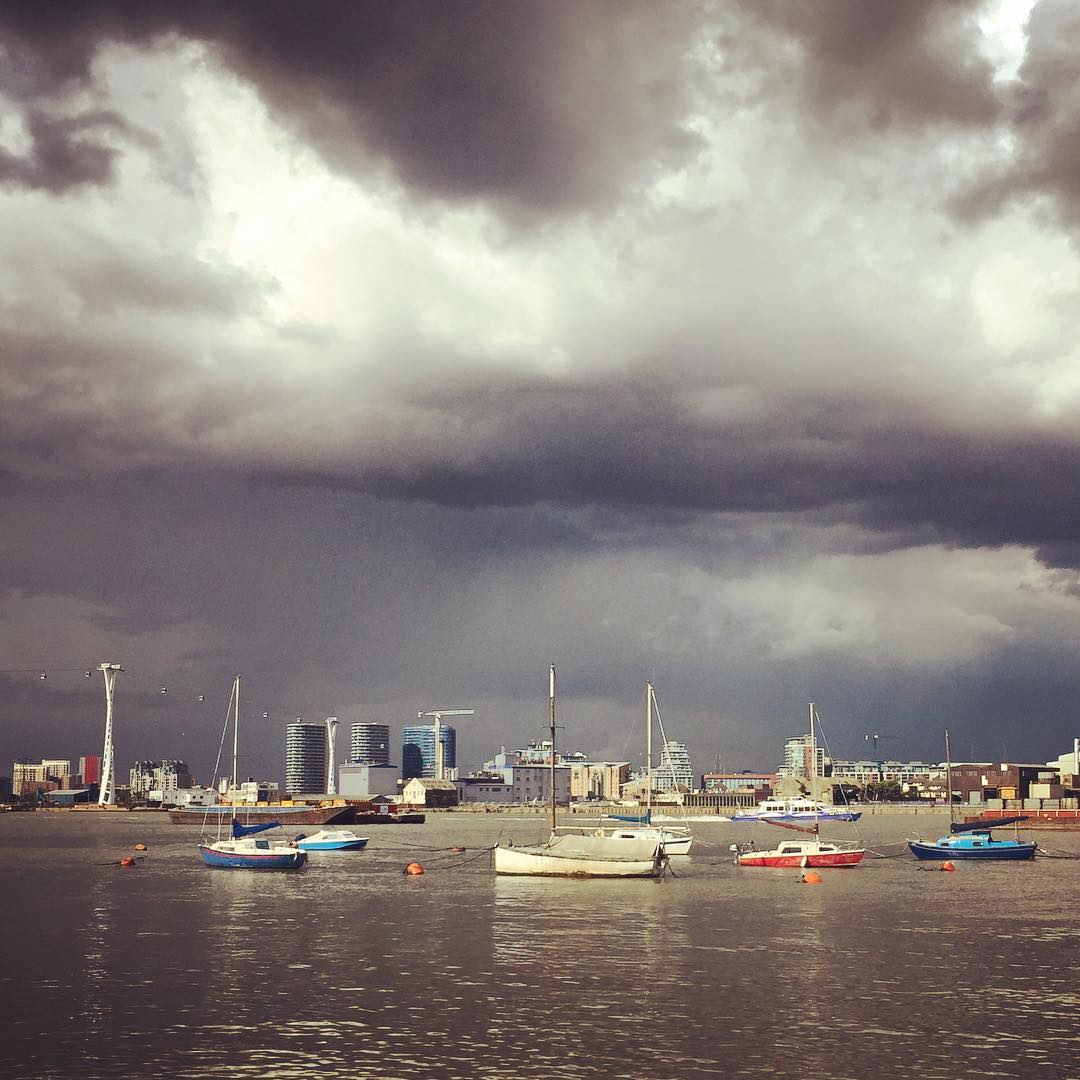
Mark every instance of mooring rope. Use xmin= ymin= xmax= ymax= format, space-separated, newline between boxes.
xmin=1035 ymin=846 xmax=1080 ymax=860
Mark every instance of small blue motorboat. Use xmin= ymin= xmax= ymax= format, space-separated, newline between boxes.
xmin=295 ymin=829 xmax=370 ymax=852
xmin=908 ymin=816 xmax=1037 ymax=861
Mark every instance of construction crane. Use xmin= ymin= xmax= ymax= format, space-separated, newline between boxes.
xmin=418 ymin=708 xmax=475 ymax=780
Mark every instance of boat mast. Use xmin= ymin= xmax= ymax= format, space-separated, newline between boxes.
xmin=549 ymin=665 xmax=557 ymax=833
xmin=808 ymin=702 xmax=816 ymax=800
xmin=434 ymin=711 xmax=442 ymax=781
xmin=646 ymin=682 xmax=653 ymax=817
xmin=944 ymin=728 xmax=954 ymax=828
xmin=232 ymin=675 xmax=240 ymax=791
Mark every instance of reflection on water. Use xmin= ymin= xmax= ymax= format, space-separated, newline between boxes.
xmin=2 ymin=813 xmax=1079 ymax=1078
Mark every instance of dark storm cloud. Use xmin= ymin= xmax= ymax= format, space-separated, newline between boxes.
xmin=0 ymin=0 xmax=705 ymax=211
xmin=0 ymin=108 xmax=130 ymax=193
xmin=236 ymin=365 xmax=1080 ymax=568
xmin=730 ymin=0 xmax=1001 ymax=131
xmin=956 ymin=0 xmax=1080 ymax=226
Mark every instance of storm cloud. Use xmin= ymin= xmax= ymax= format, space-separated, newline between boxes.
xmin=3 ymin=1 xmax=1080 ymax=782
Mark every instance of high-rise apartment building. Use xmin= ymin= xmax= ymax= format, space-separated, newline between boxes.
xmin=41 ymin=760 xmax=71 ymax=787
xmin=12 ymin=760 xmax=74 ymax=795
xmin=79 ymin=755 xmax=101 ymax=785
xmin=402 ymin=724 xmax=456 ymax=780
xmin=129 ymin=760 xmax=193 ymax=796
xmin=12 ymin=761 xmax=48 ymax=796
xmin=778 ymin=735 xmax=828 ymax=779
xmin=350 ymin=722 xmax=391 ymax=764
xmin=655 ymin=740 xmax=694 ymax=792
xmin=285 ymin=721 xmax=328 ymax=794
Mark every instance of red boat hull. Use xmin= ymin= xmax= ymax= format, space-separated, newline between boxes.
xmin=739 ymin=849 xmax=865 ymax=868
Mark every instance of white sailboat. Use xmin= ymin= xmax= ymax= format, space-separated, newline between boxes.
xmin=493 ymin=666 xmax=668 ymax=878
xmin=598 ymin=683 xmax=694 ymax=854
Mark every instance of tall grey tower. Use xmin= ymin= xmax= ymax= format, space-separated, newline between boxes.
xmin=350 ymin=722 xmax=391 ymax=764
xmin=285 ymin=721 xmax=327 ymax=794
xmin=97 ymin=662 xmax=122 ymax=806
xmin=325 ymin=716 xmax=339 ymax=795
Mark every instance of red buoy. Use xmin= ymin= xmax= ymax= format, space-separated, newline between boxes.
xmin=404 ymin=862 xmax=425 ymax=876
xmin=802 ymin=871 xmax=823 ymax=885
xmin=941 ymin=860 xmax=956 ymax=872
xmin=119 ymin=857 xmax=136 ymax=868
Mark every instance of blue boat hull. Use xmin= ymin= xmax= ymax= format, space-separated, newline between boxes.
xmin=198 ymin=845 xmax=307 ymax=869
xmin=908 ymin=839 xmax=1036 ymax=861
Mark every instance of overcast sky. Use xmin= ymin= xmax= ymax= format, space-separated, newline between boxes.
xmin=4 ymin=0 xmax=1080 ymax=784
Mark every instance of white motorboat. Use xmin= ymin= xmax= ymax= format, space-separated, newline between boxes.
xmin=295 ymin=829 xmax=370 ymax=851
xmin=731 ymin=796 xmax=861 ymax=824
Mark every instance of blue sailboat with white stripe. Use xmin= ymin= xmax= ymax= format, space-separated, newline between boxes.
xmin=197 ymin=676 xmax=306 ymax=871
xmin=907 ymin=731 xmax=1036 ymax=862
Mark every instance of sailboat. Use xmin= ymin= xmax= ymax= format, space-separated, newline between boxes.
xmin=198 ymin=676 xmax=307 ymax=870
xmin=597 ymin=683 xmax=693 ymax=854
xmin=492 ymin=667 xmax=668 ymax=878
xmin=907 ymin=730 xmax=1036 ymax=861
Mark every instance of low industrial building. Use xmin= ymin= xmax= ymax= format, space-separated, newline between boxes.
xmin=563 ymin=761 xmax=630 ymax=801
xmin=949 ymin=762 xmax=1058 ymax=804
xmin=154 ymin=786 xmax=218 ymax=808
xmin=339 ymin=763 xmax=401 ymax=800
xmin=400 ymin=778 xmax=459 ymax=807
xmin=453 ymin=777 xmax=514 ymax=804
xmin=44 ymin=787 xmax=97 ymax=806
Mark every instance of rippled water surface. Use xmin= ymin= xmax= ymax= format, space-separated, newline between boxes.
xmin=3 ymin=812 xmax=1079 ymax=1078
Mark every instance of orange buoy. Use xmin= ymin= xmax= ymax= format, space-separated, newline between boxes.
xmin=134 ymin=843 xmax=147 ymax=852
xmin=941 ymin=860 xmax=956 ymax=872
xmin=404 ymin=862 xmax=425 ymax=876
xmin=802 ymin=871 xmax=823 ymax=885
xmin=119 ymin=857 xmax=136 ymax=868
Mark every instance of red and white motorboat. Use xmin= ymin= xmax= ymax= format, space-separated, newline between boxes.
xmin=735 ymin=838 xmax=865 ymax=868
xmin=732 ymin=814 xmax=864 ymax=868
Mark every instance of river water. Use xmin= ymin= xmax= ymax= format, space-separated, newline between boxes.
xmin=2 ymin=811 xmax=1078 ymax=1079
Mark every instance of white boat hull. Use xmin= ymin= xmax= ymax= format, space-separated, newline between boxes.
xmin=659 ymin=832 xmax=693 ymax=855
xmin=493 ymin=833 xmax=666 ymax=877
